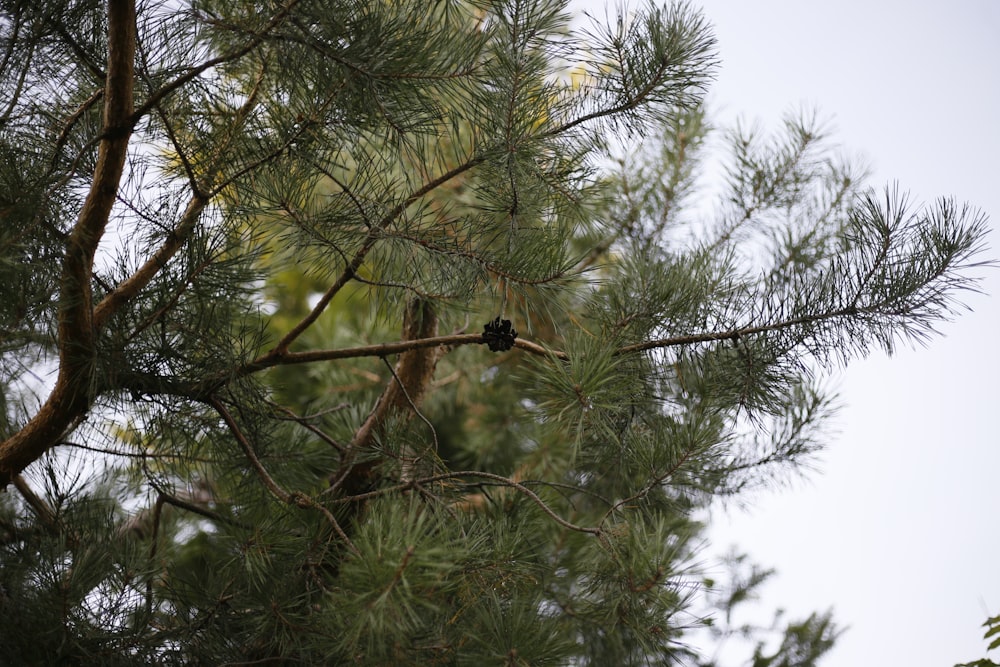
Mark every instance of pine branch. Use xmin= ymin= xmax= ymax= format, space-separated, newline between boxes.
xmin=128 ymin=0 xmax=301 ymax=128
xmin=382 ymin=355 xmax=439 ymax=468
xmin=284 ymin=14 xmax=479 ymax=82
xmin=95 ymin=59 xmax=304 ymax=330
xmin=209 ymin=396 xmax=359 ymax=555
xmin=61 ymin=439 xmax=219 ymax=463
xmin=234 ymin=304 xmax=860 ymax=372
xmin=381 ymin=228 xmax=574 ymax=285
xmin=47 ymin=87 xmax=104 ymax=183
xmin=143 ymin=493 xmax=165 ymax=618
xmin=615 ymin=307 xmax=860 ymax=356
xmin=600 ymin=434 xmax=703 ymax=526
xmin=268 ymin=403 xmax=347 ymax=454
xmin=12 ymin=474 xmax=58 ymax=532
xmin=327 ymin=469 xmax=602 ymax=538
xmin=243 ymin=4 xmax=710 ymax=369
xmin=0 ymin=7 xmax=24 ymax=114
xmin=48 ymin=15 xmax=106 ymax=83
xmin=0 ymin=0 xmax=136 ymax=487
xmin=93 ymin=193 xmax=208 ymax=329
xmin=256 ymin=155 xmax=486 ymax=359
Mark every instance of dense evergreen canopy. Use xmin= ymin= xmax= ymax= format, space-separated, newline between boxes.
xmin=0 ymin=0 xmax=989 ymax=664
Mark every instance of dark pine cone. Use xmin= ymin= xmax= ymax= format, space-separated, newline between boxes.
xmin=482 ymin=316 xmax=517 ymax=352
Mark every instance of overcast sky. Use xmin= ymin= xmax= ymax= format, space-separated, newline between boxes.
xmin=571 ymin=0 xmax=1000 ymax=664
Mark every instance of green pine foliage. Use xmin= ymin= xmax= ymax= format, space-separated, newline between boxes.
xmin=0 ymin=0 xmax=990 ymax=664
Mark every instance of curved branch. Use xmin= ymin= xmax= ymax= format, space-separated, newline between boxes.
xmin=128 ymin=0 xmax=301 ymax=127
xmin=0 ymin=0 xmax=136 ymax=487
xmin=600 ymin=446 xmax=698 ymax=526
xmin=331 ymin=470 xmax=602 ymax=537
xmin=241 ymin=333 xmax=483 ymax=375
xmin=209 ymin=396 xmax=358 ymax=555
xmin=93 ymin=193 xmax=208 ymax=328
xmin=97 ymin=59 xmax=323 ymax=330
xmin=255 ymin=305 xmax=866 ymax=369
xmin=256 ymin=155 xmax=487 ymax=360
xmin=12 ymin=475 xmax=58 ymax=532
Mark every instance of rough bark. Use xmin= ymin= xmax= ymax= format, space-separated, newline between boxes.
xmin=333 ymin=298 xmax=445 ymax=497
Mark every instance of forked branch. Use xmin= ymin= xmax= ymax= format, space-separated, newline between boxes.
xmin=0 ymin=0 xmax=137 ymax=487
xmin=209 ymin=397 xmax=358 ymax=555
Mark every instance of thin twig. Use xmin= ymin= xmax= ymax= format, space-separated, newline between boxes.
xmin=600 ymin=445 xmax=699 ymax=526
xmin=269 ymin=402 xmax=347 ymax=453
xmin=209 ymin=396 xmax=359 ymax=555
xmin=61 ymin=439 xmax=218 ymax=463
xmin=381 ymin=356 xmax=439 ymax=454
xmin=143 ymin=465 xmax=251 ymax=529
xmin=144 ymin=494 xmax=165 ymax=618
xmin=332 ymin=470 xmax=601 ymax=537
xmin=129 ymin=0 xmax=301 ymax=126
xmin=257 ymin=155 xmax=487 ymax=360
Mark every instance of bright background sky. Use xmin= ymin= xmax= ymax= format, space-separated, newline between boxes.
xmin=570 ymin=0 xmax=1000 ymax=664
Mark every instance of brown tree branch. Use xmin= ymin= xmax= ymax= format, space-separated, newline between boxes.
xmin=93 ymin=193 xmax=208 ymax=328
xmin=330 ymin=299 xmax=444 ymax=498
xmin=0 ymin=0 xmax=137 ymax=487
xmin=240 ymin=333 xmax=485 ymax=375
xmin=614 ymin=306 xmax=859 ymax=356
xmin=12 ymin=474 xmax=58 ymax=532
xmin=120 ymin=301 xmax=870 ymax=411
xmin=329 ymin=470 xmax=602 ymax=537
xmin=98 ymin=60 xmax=331 ymax=332
xmin=128 ymin=0 xmax=300 ymax=128
xmin=268 ymin=402 xmax=348 ymax=454
xmin=209 ymin=396 xmax=358 ymax=555
xmin=48 ymin=88 xmax=105 ymax=181
xmin=256 ymin=156 xmax=487 ymax=361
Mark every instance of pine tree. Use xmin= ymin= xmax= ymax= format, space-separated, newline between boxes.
xmin=0 ymin=0 xmax=989 ymax=664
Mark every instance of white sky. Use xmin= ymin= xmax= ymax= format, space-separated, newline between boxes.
xmin=571 ymin=0 xmax=1000 ymax=664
